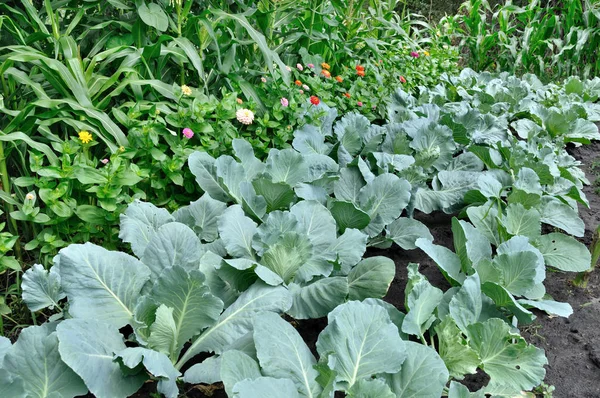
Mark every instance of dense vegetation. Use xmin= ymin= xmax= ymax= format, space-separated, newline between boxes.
xmin=0 ymin=0 xmax=599 ymax=397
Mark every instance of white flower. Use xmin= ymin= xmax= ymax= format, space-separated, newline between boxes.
xmin=25 ymin=193 xmax=35 ymax=201
xmin=236 ymin=109 xmax=255 ymax=125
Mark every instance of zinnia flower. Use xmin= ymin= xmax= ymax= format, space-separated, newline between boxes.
xmin=181 ymin=85 xmax=192 ymax=96
xmin=307 ymin=63 xmax=315 ymax=69
xmin=344 ymin=92 xmax=351 ymax=98
xmin=296 ymin=63 xmax=304 ymax=71
xmin=261 ymin=77 xmax=267 ymax=83
xmin=299 ymin=90 xmax=304 ymax=94
xmin=400 ymin=76 xmax=406 ymax=84
xmin=424 ymin=50 xmax=430 ymax=56
xmin=78 ymin=130 xmax=93 ymax=144
xmin=25 ymin=193 xmax=35 ymax=201
xmin=302 ymin=84 xmax=310 ymax=91
xmin=286 ymin=66 xmax=292 ymax=71
xmin=295 ymin=80 xmax=302 ymax=86
xmin=321 ymin=70 xmax=331 ymax=78
xmin=236 ymin=109 xmax=255 ymax=125
xmin=321 ymin=62 xmax=330 ymax=70
xmin=357 ymin=70 xmax=365 ymax=77
xmin=310 ymin=96 xmax=320 ymax=105
xmin=237 ymin=98 xmax=243 ymax=104
xmin=355 ymin=65 xmax=365 ymax=72
xmin=357 ymin=101 xmax=363 ymax=107
xmin=335 ymin=76 xmax=343 ymax=82
xmin=101 ymin=159 xmax=109 ymax=165
xmin=410 ymin=51 xmax=419 ymax=58
xmin=182 ymin=128 xmax=194 ymax=139
xmin=280 ymin=97 xmax=289 ymax=107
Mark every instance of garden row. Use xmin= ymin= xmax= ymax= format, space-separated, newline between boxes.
xmin=0 ymin=69 xmax=598 ymax=397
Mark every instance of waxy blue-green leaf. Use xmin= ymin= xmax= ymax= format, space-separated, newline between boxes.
xmin=328 ymin=228 xmax=368 ymax=273
xmin=347 ymin=257 xmax=395 ymax=300
xmin=175 ymin=282 xmax=292 ymax=369
xmin=115 ymin=348 xmax=180 ymax=398
xmin=254 ymin=312 xmax=321 ymax=398
xmin=384 ymin=341 xmax=449 ymax=398
xmin=501 ymin=203 xmax=541 ymax=238
xmin=518 ymin=299 xmax=573 ymax=317
xmin=334 ymin=167 xmax=365 ymax=204
xmin=449 ymin=273 xmax=482 ymax=333
xmin=415 ymin=238 xmax=465 ymax=284
xmin=3 ymin=324 xmax=87 ymax=398
xmin=287 ymin=277 xmax=349 ymax=319
xmin=293 ymin=125 xmax=330 ymax=155
xmin=330 ymin=201 xmax=371 ymax=232
xmin=291 ymin=201 xmax=337 ymax=252
xmin=137 ymin=2 xmax=168 ymax=31
xmin=218 ymin=350 xmax=262 ymax=396
xmin=466 ymin=204 xmax=500 ymax=246
xmin=233 ymin=139 xmax=265 ymax=179
xmin=317 ymin=301 xmax=406 ymax=388
xmin=182 ymin=356 xmax=222 ymax=385
xmin=435 ymin=318 xmax=480 ymax=380
xmin=402 ymin=279 xmax=443 ymax=337
xmin=347 ymin=378 xmax=395 ymax=398
xmin=141 ymin=223 xmax=203 ymax=280
xmin=493 ymin=251 xmax=539 ymax=296
xmin=266 ymin=148 xmax=308 ymax=186
xmin=58 ymin=243 xmax=150 ymax=328
xmin=415 ymin=171 xmax=479 ymax=213
xmin=119 ymin=200 xmax=174 ymax=257
xmin=262 ymin=232 xmax=313 ymax=283
xmin=57 ymin=319 xmax=146 ymax=398
xmin=385 ymin=218 xmax=432 ymax=250
xmin=466 ymin=319 xmax=547 ymax=393
xmin=481 ymin=282 xmax=535 ymax=324
xmin=218 ymin=205 xmax=257 ymax=259
xmin=535 ymin=232 xmax=591 ymax=272
xmin=215 ymin=155 xmax=245 ymax=203
xmin=183 ymin=194 xmax=228 ymax=242
xmin=21 ymin=264 xmax=65 ymax=312
xmin=188 ymin=151 xmax=229 ymax=202
xmin=540 ymin=197 xmax=585 ymax=237
xmin=232 ymin=377 xmax=299 ymax=398
xmin=358 ymin=174 xmax=411 ymax=224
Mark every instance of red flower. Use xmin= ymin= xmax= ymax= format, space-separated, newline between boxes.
xmin=310 ymin=96 xmax=320 ymax=105
xmin=355 ymin=65 xmax=365 ymax=72
xmin=343 ymin=92 xmax=351 ymax=98
xmin=400 ymin=76 xmax=406 ymax=83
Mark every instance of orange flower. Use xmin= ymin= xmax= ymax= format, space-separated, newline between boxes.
xmin=321 ymin=70 xmax=331 ymax=78
xmin=357 ymin=70 xmax=365 ymax=77
xmin=335 ymin=76 xmax=343 ymax=83
xmin=310 ymin=96 xmax=320 ymax=105
xmin=321 ymin=62 xmax=331 ymax=70
xmin=355 ymin=65 xmax=365 ymax=72
xmin=343 ymin=92 xmax=351 ymax=98
xmin=295 ymin=80 xmax=302 ymax=86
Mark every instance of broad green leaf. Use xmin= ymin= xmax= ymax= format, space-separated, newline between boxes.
xmin=407 ymin=120 xmax=456 ymax=170
xmin=176 ymin=282 xmax=291 ymax=368
xmin=347 ymin=378 xmax=394 ymax=398
xmin=57 ymin=319 xmax=146 ymax=398
xmin=218 ymin=205 xmax=257 ymax=259
xmin=448 ymin=381 xmax=485 ymax=398
xmin=290 ymin=201 xmax=337 ymax=252
xmin=138 ymin=2 xmax=168 ymax=31
xmin=188 ymin=152 xmax=229 ymax=202
xmin=330 ymin=201 xmax=371 ymax=232
xmin=535 ymin=233 xmax=591 ymax=272
xmin=466 ymin=319 xmax=547 ymax=393
xmin=292 ymin=125 xmax=330 ymax=155
xmin=3 ymin=324 xmax=87 ymax=398
xmin=219 ymin=350 xmax=262 ymax=396
xmin=452 ymin=219 xmax=491 ymax=270
xmin=466 ymin=205 xmax=500 ymax=246
xmin=385 ymin=218 xmax=433 ymax=250
xmin=415 ymin=171 xmax=479 ymax=213
xmin=266 ymin=148 xmax=308 ymax=186
xmin=185 ymin=194 xmax=228 ymax=242
xmin=415 ymin=238 xmax=465 ymax=284
xmin=147 ymin=267 xmax=223 ymax=358
xmin=215 ymin=155 xmax=245 ymax=202
xmin=0 ymin=372 xmax=24 ymax=397
xmin=358 ymin=174 xmax=411 ymax=224
xmin=449 ymin=273 xmax=482 ymax=333
xmin=287 ymin=277 xmax=349 ymax=319
xmin=254 ymin=312 xmax=321 ymax=398
xmin=328 ymin=228 xmax=368 ymax=272
xmin=183 ymin=356 xmax=223 ymax=385
xmin=477 ymin=174 xmax=503 ymax=199
xmin=334 ymin=167 xmax=366 ymax=204
xmin=518 ymin=299 xmax=573 ymax=317
xmin=481 ymin=283 xmax=535 ymax=324
xmin=402 ymin=279 xmax=443 ymax=337
xmin=21 ymin=264 xmax=65 ymax=312
xmin=233 ymin=139 xmax=266 ymax=179
xmin=232 ymin=377 xmax=299 ymax=398
xmin=58 ymin=243 xmax=150 ymax=328
xmin=252 ymin=177 xmax=296 ymax=212
xmin=148 ymin=305 xmax=177 ymax=357
xmin=514 ymin=168 xmax=542 ymax=195
xmin=540 ymin=197 xmax=584 ymax=237
xmin=115 ymin=348 xmax=180 ymax=398
xmin=119 ymin=200 xmax=174 ymax=257
xmin=384 ymin=341 xmax=449 ymax=398
xmin=141 ymin=223 xmax=203 ymax=280
xmin=435 ymin=318 xmax=480 ymax=380
xmin=262 ymin=232 xmax=313 ymax=283
xmin=347 ymin=257 xmax=395 ymax=300
xmin=496 ymin=236 xmax=545 ymax=285
xmin=240 ymin=182 xmax=268 ymax=220
xmin=493 ymin=251 xmax=539 ymax=296
xmin=317 ymin=301 xmax=406 ymax=388
xmin=502 ymin=203 xmax=541 ymax=238
xmin=0 ymin=336 xmax=10 ymax=363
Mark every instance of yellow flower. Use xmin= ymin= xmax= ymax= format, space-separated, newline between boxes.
xmin=181 ymin=85 xmax=192 ymax=96
xmin=78 ymin=130 xmax=93 ymax=144
xmin=119 ymin=146 xmax=126 ymax=153
xmin=424 ymin=51 xmax=430 ymax=57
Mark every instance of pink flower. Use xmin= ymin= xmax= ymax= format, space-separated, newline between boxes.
xmin=357 ymin=101 xmax=363 ymax=107
xmin=101 ymin=159 xmax=109 ymax=165
xmin=286 ymin=66 xmax=292 ymax=71
xmin=302 ymin=84 xmax=310 ymax=91
xmin=182 ymin=128 xmax=194 ymax=139
xmin=410 ymin=51 xmax=419 ymax=58
xmin=299 ymin=90 xmax=304 ymax=94
xmin=307 ymin=63 xmax=315 ymax=69
xmin=261 ymin=77 xmax=267 ymax=83
xmin=280 ymin=97 xmax=289 ymax=107
xmin=296 ymin=63 xmax=304 ymax=71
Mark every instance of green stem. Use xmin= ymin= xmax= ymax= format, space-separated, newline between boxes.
xmin=0 ymin=141 xmax=22 ymax=263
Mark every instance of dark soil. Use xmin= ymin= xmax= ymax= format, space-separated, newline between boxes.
xmin=138 ymin=143 xmax=600 ymax=397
